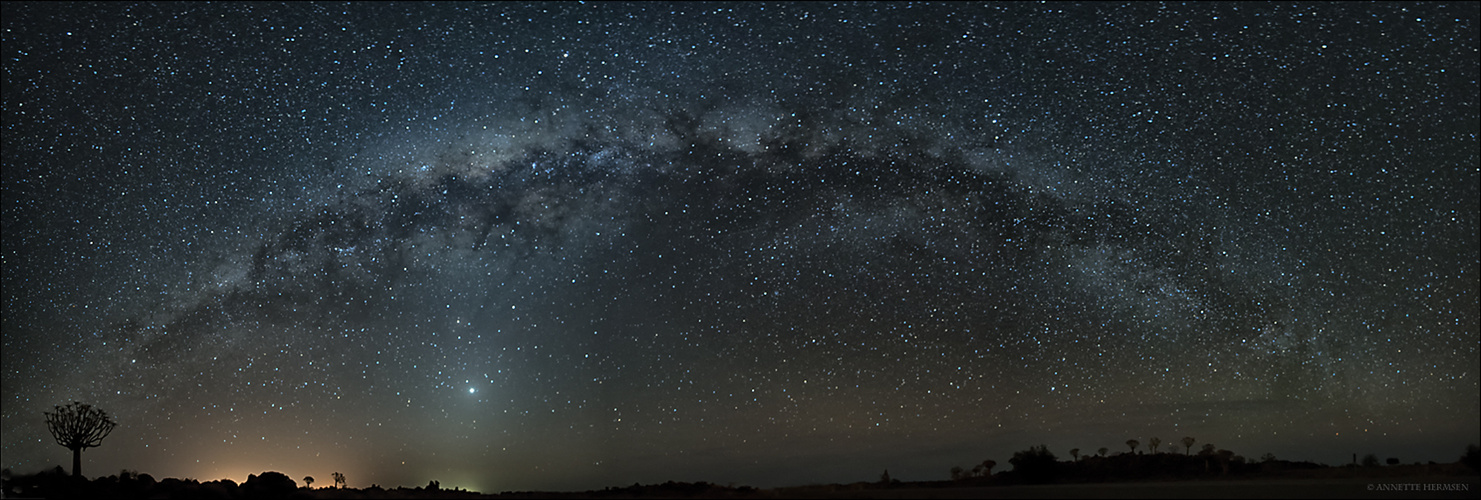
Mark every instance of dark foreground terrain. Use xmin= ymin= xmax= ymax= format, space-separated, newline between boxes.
xmin=3 ymin=463 xmax=1477 ymax=499
xmin=772 ymin=477 xmax=1479 ymax=499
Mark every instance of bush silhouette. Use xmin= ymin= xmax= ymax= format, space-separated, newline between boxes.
xmin=1009 ymin=444 xmax=1059 ymax=483
xmin=242 ymin=471 xmax=296 ymax=499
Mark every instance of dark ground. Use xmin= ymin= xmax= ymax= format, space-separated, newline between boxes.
xmin=3 ymin=464 xmax=1477 ymax=499
xmin=770 ymin=477 xmax=1480 ymax=499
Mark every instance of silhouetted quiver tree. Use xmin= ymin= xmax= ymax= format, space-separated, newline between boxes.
xmin=44 ymin=402 xmax=117 ymax=477
xmin=1181 ymin=436 xmax=1196 ymax=455
xmin=1148 ymin=437 xmax=1161 ymax=454
xmin=1126 ymin=439 xmax=1139 ymax=454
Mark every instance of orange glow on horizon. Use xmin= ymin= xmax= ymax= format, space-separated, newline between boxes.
xmin=164 ymin=449 xmax=365 ymax=490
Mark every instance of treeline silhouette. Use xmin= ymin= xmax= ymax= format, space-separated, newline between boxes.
xmin=0 ymin=469 xmax=769 ymax=499
xmin=3 ymin=445 xmax=1476 ymax=498
xmin=0 ymin=469 xmax=490 ymax=500
xmin=947 ymin=442 xmax=1481 ymax=485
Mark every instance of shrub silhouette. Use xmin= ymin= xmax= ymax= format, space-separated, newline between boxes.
xmin=44 ymin=402 xmax=118 ymax=477
xmin=242 ymin=472 xmax=296 ymax=499
xmin=1463 ymin=444 xmax=1481 ymax=472
xmin=1009 ymin=444 xmax=1059 ymax=483
xmin=952 ymin=459 xmax=998 ymax=480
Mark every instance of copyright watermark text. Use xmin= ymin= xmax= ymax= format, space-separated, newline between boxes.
xmin=1368 ymin=483 xmax=1471 ymax=491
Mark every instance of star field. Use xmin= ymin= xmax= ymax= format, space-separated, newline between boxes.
xmin=3 ymin=2 xmax=1477 ymax=493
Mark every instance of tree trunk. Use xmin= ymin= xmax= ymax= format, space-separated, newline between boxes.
xmin=72 ymin=447 xmax=82 ymax=477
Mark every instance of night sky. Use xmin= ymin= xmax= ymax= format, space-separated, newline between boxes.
xmin=3 ymin=2 xmax=1477 ymax=493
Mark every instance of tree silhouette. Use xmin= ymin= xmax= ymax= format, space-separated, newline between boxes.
xmin=1216 ymin=450 xmax=1236 ymax=474
xmin=1097 ymin=447 xmax=1108 ymax=457
xmin=1181 ymin=436 xmax=1196 ymax=455
xmin=1126 ymin=439 xmax=1139 ymax=454
xmin=981 ymin=459 xmax=996 ymax=476
xmin=44 ymin=402 xmax=118 ymax=477
xmin=304 ymin=476 xmax=314 ymax=489
xmin=950 ymin=466 xmax=965 ymax=481
xmin=1069 ymin=448 xmax=1080 ymax=461
xmin=1148 ymin=437 xmax=1161 ymax=454
xmin=332 ymin=472 xmax=346 ymax=489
